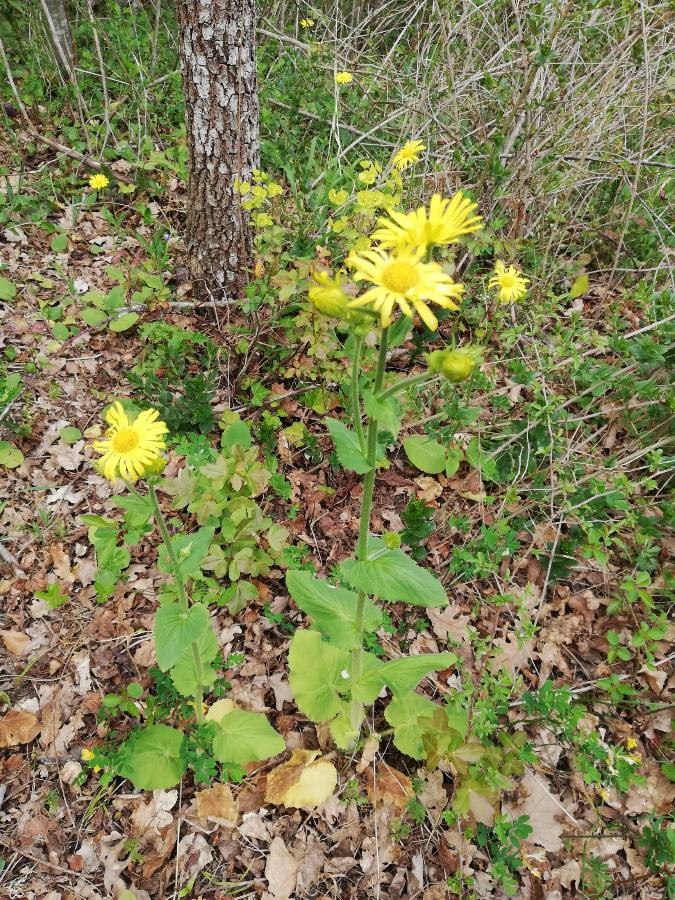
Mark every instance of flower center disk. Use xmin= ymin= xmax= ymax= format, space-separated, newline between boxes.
xmin=382 ymin=260 xmax=419 ymax=294
xmin=112 ymin=428 xmax=141 ymax=453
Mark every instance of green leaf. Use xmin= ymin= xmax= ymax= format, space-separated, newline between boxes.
xmin=211 ymin=709 xmax=285 ymax=765
xmin=286 ymin=570 xmax=383 ymax=649
xmin=378 ymin=652 xmax=456 ymax=693
xmin=385 ymin=692 xmax=439 ymax=759
xmin=0 ymin=276 xmax=16 ymax=302
xmin=52 ymin=322 xmax=70 ymax=342
xmin=288 ymin=629 xmax=350 ymax=722
xmin=325 ymin=418 xmax=371 ymax=474
xmin=465 ymin=438 xmax=499 ymax=482
xmin=169 ymin=626 xmax=219 ymax=697
xmin=80 ymin=306 xmax=107 ymax=326
xmin=363 ymin=390 xmax=401 ymax=436
xmin=109 ymin=312 xmax=140 ymax=332
xmin=51 ymin=232 xmax=68 ymax=252
xmin=158 ymin=526 xmax=215 ymax=578
xmin=569 ymin=273 xmax=589 ymax=299
xmin=403 ymin=435 xmax=446 ymax=474
xmin=387 ymin=314 xmax=413 ymax=348
xmin=445 ymin=447 xmax=462 ymax=477
xmin=116 ymin=724 xmax=186 ymax=789
xmin=154 ymin=602 xmax=212 ymax=671
xmin=221 ymin=419 xmax=252 ymax=452
xmin=59 ymin=426 xmax=82 ymax=445
xmin=0 ymin=441 xmax=24 ymax=468
xmin=222 ymin=579 xmax=258 ymax=615
xmin=340 ymin=537 xmax=447 ymax=607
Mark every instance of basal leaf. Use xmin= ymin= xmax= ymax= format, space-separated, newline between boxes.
xmin=385 ymin=692 xmax=439 ymax=760
xmin=211 ymin=709 xmax=285 ymax=765
xmin=403 ymin=435 xmax=446 ymax=474
xmin=116 ymin=724 xmax=186 ymax=790
xmin=288 ymin=629 xmax=350 ymax=722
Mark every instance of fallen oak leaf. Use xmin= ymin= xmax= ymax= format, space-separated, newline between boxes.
xmin=196 ymin=781 xmax=239 ymax=825
xmin=265 ymin=749 xmax=337 ymax=810
xmin=0 ymin=708 xmax=41 ymax=748
xmin=365 ymin=762 xmax=414 ymax=810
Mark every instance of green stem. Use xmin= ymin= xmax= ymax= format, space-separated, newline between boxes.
xmin=350 ymin=326 xmax=389 ymax=736
xmin=147 ymin=482 xmax=204 ymax=724
xmin=350 ymin=336 xmax=366 ymax=452
xmin=377 ymin=372 xmax=437 ymax=403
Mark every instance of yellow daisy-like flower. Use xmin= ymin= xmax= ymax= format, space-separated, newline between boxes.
xmin=393 ymin=140 xmax=426 ymax=171
xmin=92 ymin=401 xmax=168 ymax=481
xmin=300 ymin=17 xmax=314 ymax=27
xmin=347 ymin=247 xmax=464 ymax=330
xmin=489 ymin=260 xmax=530 ymax=304
xmin=371 ymin=192 xmax=482 ymax=251
xmin=88 ymin=172 xmax=109 ymax=190
xmin=308 ymin=271 xmax=349 ymax=317
xmin=335 ymin=71 xmax=353 ymax=85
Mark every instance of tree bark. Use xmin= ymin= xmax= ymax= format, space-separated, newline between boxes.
xmin=41 ymin=0 xmax=74 ymax=75
xmin=175 ymin=0 xmax=259 ymax=300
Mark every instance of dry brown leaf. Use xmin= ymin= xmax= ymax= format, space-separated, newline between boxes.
xmin=428 ymin=605 xmax=471 ymax=643
xmin=625 ymin=760 xmax=675 ymax=815
xmin=365 ymin=762 xmax=414 ymax=810
xmin=0 ymin=709 xmax=41 ymax=748
xmin=265 ymin=835 xmax=299 ymax=899
xmin=356 ymin=733 xmax=380 ymax=774
xmin=131 ymin=790 xmax=177 ymax=835
xmin=196 ymin=782 xmax=238 ymax=825
xmin=265 ymin=749 xmax=337 ymax=809
xmin=1 ymin=629 xmax=31 ymax=655
xmin=490 ymin=634 xmax=537 ymax=676
xmin=415 ymin=476 xmax=443 ymax=502
xmin=502 ymin=771 xmax=574 ymax=852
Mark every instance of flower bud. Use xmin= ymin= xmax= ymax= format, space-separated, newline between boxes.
xmin=308 ymin=271 xmax=349 ymax=317
xmin=427 ymin=346 xmax=482 ymax=383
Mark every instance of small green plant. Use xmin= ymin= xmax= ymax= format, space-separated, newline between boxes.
xmin=84 ymin=402 xmax=285 ymax=791
xmin=475 ymin=815 xmax=533 ymax=897
xmin=401 ymin=498 xmax=435 ymax=561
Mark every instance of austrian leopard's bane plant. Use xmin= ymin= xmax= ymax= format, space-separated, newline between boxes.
xmin=86 ymin=401 xmax=284 ymax=790
xmin=287 ymin=193 xmax=488 ymax=752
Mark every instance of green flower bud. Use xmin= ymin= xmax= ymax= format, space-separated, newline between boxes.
xmin=427 ymin=347 xmax=483 ymax=383
xmin=308 ymin=271 xmax=349 ymax=317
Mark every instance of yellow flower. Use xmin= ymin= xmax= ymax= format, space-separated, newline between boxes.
xmin=300 ymin=17 xmax=315 ymax=27
xmin=371 ymin=192 xmax=482 ymax=251
xmin=253 ymin=212 xmax=274 ymax=228
xmin=267 ymin=182 xmax=283 ymax=198
xmin=308 ymin=271 xmax=349 ymax=317
xmin=393 ymin=140 xmax=426 ymax=171
xmin=427 ymin=346 xmax=483 ymax=382
xmin=489 ymin=260 xmax=530 ymax=304
xmin=358 ymin=163 xmax=381 ymax=186
xmin=234 ymin=179 xmax=251 ymax=194
xmin=88 ymin=173 xmax=109 ymax=190
xmin=347 ymin=247 xmax=464 ymax=330
xmin=81 ymin=748 xmax=95 ymax=762
xmin=335 ymin=71 xmax=353 ymax=85
xmin=328 ymin=188 xmax=349 ymax=205
xmin=92 ymin=402 xmax=168 ymax=481
xmin=625 ymin=737 xmax=638 ymax=750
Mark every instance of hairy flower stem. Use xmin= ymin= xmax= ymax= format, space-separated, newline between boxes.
xmin=351 ymin=336 xmax=365 ymax=452
xmin=350 ymin=326 xmax=389 ymax=736
xmin=148 ymin=482 xmax=204 ymax=725
xmin=377 ymin=372 xmax=437 ymax=402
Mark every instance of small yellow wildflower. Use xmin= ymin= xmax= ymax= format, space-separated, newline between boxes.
xmin=88 ymin=172 xmax=109 ymax=190
xmin=372 ymin=192 xmax=482 ymax=251
xmin=347 ymin=247 xmax=464 ymax=330
xmin=328 ymin=187 xmax=349 ymax=205
xmin=81 ymin=748 xmax=95 ymax=762
xmin=358 ymin=163 xmax=381 ymax=186
xmin=393 ymin=139 xmax=426 ymax=171
xmin=300 ymin=17 xmax=315 ymax=27
xmin=92 ymin=402 xmax=168 ymax=481
xmin=266 ymin=182 xmax=283 ymax=198
xmin=335 ymin=71 xmax=353 ymax=85
xmin=489 ymin=260 xmax=529 ymax=304
xmin=625 ymin=737 xmax=638 ymax=750
xmin=308 ymin=271 xmax=349 ymax=317
xmin=331 ymin=216 xmax=350 ymax=234
xmin=234 ymin=179 xmax=251 ymax=194
xmin=253 ymin=212 xmax=274 ymax=228
xmin=599 ymin=788 xmax=610 ymax=802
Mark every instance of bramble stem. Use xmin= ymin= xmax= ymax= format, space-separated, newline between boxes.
xmin=148 ymin=482 xmax=204 ymax=724
xmin=350 ymin=326 xmax=389 ymax=736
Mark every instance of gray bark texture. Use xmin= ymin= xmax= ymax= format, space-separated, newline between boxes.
xmin=41 ymin=0 xmax=74 ymax=74
xmin=175 ymin=0 xmax=259 ymax=300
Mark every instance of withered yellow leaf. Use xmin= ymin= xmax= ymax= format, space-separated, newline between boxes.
xmin=0 ymin=709 xmax=41 ymax=748
xmin=265 ymin=749 xmax=337 ymax=809
xmin=195 ymin=781 xmax=238 ymax=825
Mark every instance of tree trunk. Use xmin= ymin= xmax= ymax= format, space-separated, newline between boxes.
xmin=41 ymin=0 xmax=74 ymax=75
xmin=175 ymin=0 xmax=259 ymax=300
